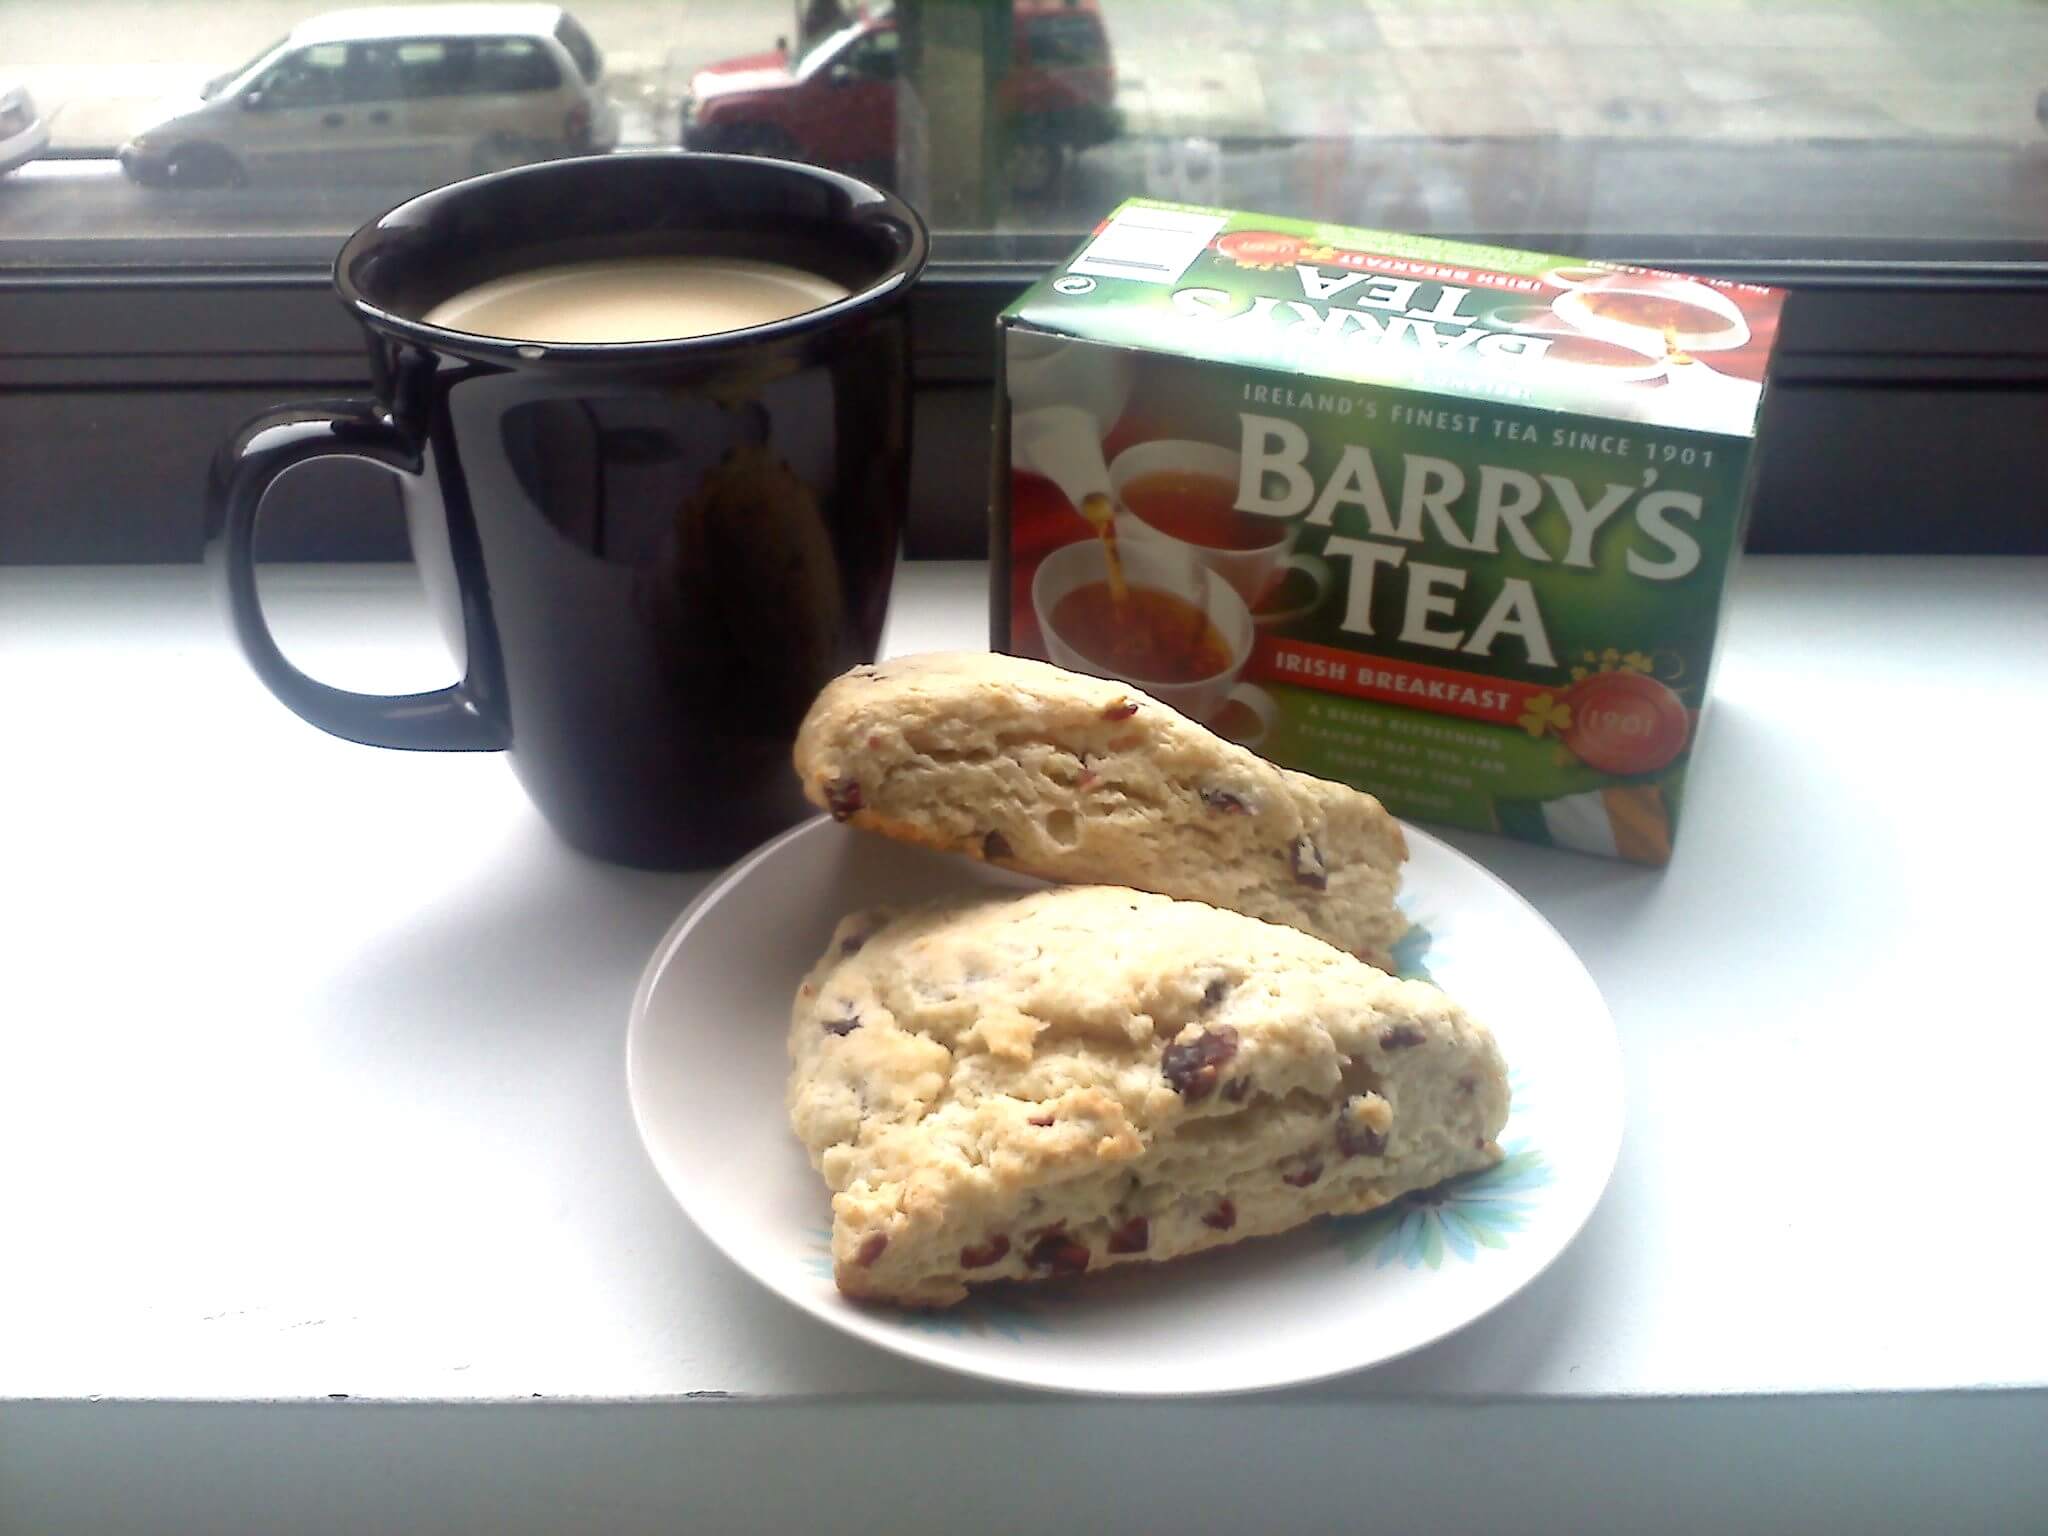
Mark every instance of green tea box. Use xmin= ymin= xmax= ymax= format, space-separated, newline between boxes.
xmin=993 ymin=200 xmax=1786 ymax=864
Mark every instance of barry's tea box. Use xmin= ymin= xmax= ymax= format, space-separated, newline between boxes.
xmin=993 ymin=200 xmax=1785 ymax=864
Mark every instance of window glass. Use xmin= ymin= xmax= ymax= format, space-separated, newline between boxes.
xmin=392 ymin=40 xmax=462 ymax=99
xmin=843 ymin=29 xmax=900 ymax=82
xmin=797 ymin=20 xmax=872 ymax=78
xmin=3 ymin=1 xmax=2045 ymax=264
xmin=255 ymin=44 xmax=349 ymax=110
xmin=202 ymin=37 xmax=286 ymax=101
xmin=473 ymin=38 xmax=562 ymax=94
xmin=346 ymin=43 xmax=408 ymax=106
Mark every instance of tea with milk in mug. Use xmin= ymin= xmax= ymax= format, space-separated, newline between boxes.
xmin=423 ymin=256 xmax=850 ymax=342
xmin=994 ymin=200 xmax=1787 ymax=865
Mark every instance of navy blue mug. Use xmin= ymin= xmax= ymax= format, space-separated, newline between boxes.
xmin=210 ymin=153 xmax=927 ymax=868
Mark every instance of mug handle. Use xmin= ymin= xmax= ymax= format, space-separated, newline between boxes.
xmin=207 ymin=401 xmax=510 ymax=752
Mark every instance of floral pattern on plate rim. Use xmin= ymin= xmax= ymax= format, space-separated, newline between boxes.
xmin=1389 ymin=906 xmax=1438 ymax=987
xmin=1327 ymin=1064 xmax=1547 ymax=1270
xmin=1327 ymin=1139 xmax=1551 ymax=1271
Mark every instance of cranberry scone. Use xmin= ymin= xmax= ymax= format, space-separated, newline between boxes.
xmin=792 ymin=651 xmax=1409 ymax=966
xmin=788 ymin=884 xmax=1509 ymax=1307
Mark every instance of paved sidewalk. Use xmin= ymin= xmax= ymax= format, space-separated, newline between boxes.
xmin=1108 ymin=0 xmax=2048 ymax=143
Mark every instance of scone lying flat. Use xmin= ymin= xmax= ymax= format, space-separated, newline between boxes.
xmin=794 ymin=651 xmax=1409 ymax=966
xmin=788 ymin=885 xmax=1509 ymax=1307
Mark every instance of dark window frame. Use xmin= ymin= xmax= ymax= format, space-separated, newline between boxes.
xmin=3 ymin=233 xmax=2045 ymax=564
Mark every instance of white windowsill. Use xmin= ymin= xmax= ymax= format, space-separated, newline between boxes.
xmin=2 ymin=556 xmax=2043 ymax=1528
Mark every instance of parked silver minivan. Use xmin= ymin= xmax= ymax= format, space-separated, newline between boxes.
xmin=120 ymin=4 xmax=616 ymax=189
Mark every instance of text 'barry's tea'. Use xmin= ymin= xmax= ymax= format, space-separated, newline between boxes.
xmin=993 ymin=201 xmax=1785 ymax=864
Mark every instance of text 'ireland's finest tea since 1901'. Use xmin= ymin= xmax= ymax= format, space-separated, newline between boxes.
xmin=994 ymin=201 xmax=1786 ymax=865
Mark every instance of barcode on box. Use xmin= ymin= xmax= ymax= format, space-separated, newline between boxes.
xmin=1066 ymin=206 xmax=1229 ymax=286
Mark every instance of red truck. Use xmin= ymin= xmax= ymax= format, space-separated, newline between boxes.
xmin=680 ymin=1 xmax=1118 ymax=196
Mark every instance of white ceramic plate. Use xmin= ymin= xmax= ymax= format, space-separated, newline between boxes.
xmin=628 ymin=817 xmax=1622 ymax=1397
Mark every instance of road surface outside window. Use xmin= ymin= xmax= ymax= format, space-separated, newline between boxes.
xmin=2 ymin=0 xmax=2045 ymax=256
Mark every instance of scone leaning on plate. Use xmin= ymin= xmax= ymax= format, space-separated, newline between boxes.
xmin=788 ymin=885 xmax=1510 ymax=1307
xmin=793 ymin=651 xmax=1409 ymax=967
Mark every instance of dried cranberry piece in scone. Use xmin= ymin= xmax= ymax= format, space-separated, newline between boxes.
xmin=1162 ymin=1026 xmax=1239 ymax=1101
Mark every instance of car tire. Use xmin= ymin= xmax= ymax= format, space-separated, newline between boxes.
xmin=1009 ymin=140 xmax=1065 ymax=200
xmin=161 ymin=142 xmax=243 ymax=190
